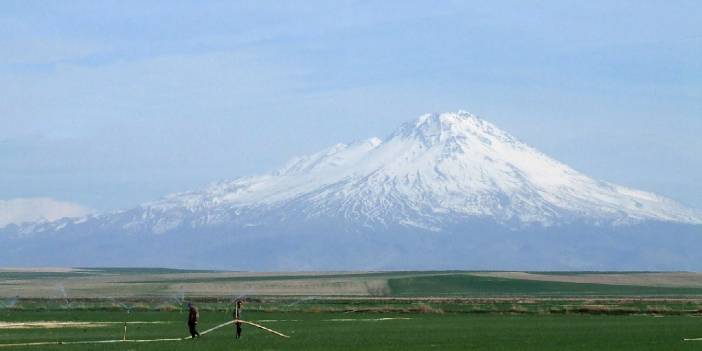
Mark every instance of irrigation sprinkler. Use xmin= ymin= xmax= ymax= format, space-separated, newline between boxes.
xmin=287 ymin=296 xmax=317 ymax=307
xmin=105 ymin=296 xmax=131 ymax=313
xmin=119 ymin=302 xmax=131 ymax=313
xmin=105 ymin=296 xmax=132 ymax=341
xmin=171 ymin=288 xmax=186 ymax=313
xmin=0 ymin=297 xmax=18 ymax=309
xmin=56 ymin=284 xmax=71 ymax=308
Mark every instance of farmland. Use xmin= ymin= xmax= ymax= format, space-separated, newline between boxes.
xmin=2 ymin=268 xmax=702 ymax=350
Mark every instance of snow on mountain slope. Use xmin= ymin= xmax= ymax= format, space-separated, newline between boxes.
xmin=140 ymin=111 xmax=701 ymax=229
xmin=4 ymin=111 xmax=702 ymax=270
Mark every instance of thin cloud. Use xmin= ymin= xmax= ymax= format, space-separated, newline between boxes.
xmin=0 ymin=198 xmax=94 ymax=228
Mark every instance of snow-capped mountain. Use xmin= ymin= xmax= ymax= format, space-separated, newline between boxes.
xmin=2 ymin=112 xmax=701 ymax=270
xmin=141 ymin=111 xmax=701 ymax=229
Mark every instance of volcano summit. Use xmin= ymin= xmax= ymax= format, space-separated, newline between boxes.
xmin=3 ymin=112 xmax=701 ymax=270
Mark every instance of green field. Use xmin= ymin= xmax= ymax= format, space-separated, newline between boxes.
xmin=388 ymin=274 xmax=702 ymax=296
xmin=1 ymin=310 xmax=702 ymax=350
xmin=2 ymin=269 xmax=702 ymax=350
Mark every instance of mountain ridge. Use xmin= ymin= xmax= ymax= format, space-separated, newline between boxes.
xmin=2 ymin=111 xmax=701 ymax=270
xmin=134 ymin=111 xmax=701 ymax=228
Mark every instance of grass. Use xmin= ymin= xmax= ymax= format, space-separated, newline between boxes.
xmin=3 ymin=270 xmax=702 ymax=350
xmin=388 ymin=274 xmax=702 ymax=297
xmin=1 ymin=310 xmax=702 ymax=350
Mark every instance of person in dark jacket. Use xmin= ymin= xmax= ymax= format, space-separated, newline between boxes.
xmin=234 ymin=300 xmax=243 ymax=339
xmin=187 ymin=302 xmax=200 ymax=338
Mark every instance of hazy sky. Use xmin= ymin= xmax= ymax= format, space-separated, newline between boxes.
xmin=1 ymin=0 xmax=701 ymax=216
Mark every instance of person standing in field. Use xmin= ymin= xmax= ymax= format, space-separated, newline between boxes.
xmin=187 ymin=302 xmax=200 ymax=338
xmin=234 ymin=300 xmax=243 ymax=339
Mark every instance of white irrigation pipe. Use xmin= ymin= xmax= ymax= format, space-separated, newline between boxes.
xmin=684 ymin=337 xmax=702 ymax=341
xmin=0 ymin=337 xmax=187 ymax=348
xmin=200 ymin=319 xmax=290 ymax=338
xmin=200 ymin=319 xmax=234 ymax=335
xmin=0 ymin=319 xmax=289 ymax=348
xmin=236 ymin=320 xmax=291 ymax=338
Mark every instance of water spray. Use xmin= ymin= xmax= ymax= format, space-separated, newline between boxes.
xmin=228 ymin=293 xmax=249 ymax=315
xmin=0 ymin=297 xmax=18 ymax=309
xmin=105 ymin=296 xmax=133 ymax=341
xmin=106 ymin=296 xmax=131 ymax=314
xmin=56 ymin=284 xmax=71 ymax=309
xmin=287 ymin=296 xmax=317 ymax=308
xmin=170 ymin=287 xmax=186 ymax=313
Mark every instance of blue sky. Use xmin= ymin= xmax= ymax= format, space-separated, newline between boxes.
xmin=1 ymin=0 xmax=700 ymax=215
